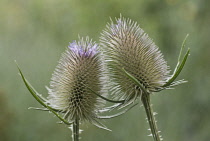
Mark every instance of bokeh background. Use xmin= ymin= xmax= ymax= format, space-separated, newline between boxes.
xmin=1 ymin=0 xmax=210 ymax=141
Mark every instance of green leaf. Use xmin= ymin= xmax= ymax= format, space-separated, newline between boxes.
xmin=16 ymin=62 xmax=72 ymax=125
xmin=86 ymin=86 xmax=125 ymax=103
xmin=164 ymin=49 xmax=190 ymax=87
xmin=178 ymin=34 xmax=189 ymax=63
xmin=163 ymin=35 xmax=190 ymax=87
xmin=122 ymin=68 xmax=148 ymax=94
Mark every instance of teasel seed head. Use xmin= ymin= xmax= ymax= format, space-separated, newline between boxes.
xmin=47 ymin=37 xmax=105 ymax=123
xmin=100 ymin=16 xmax=171 ymax=102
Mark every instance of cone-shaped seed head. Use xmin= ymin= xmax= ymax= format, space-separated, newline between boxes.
xmin=100 ymin=16 xmax=170 ymax=101
xmin=47 ymin=37 xmax=104 ymax=122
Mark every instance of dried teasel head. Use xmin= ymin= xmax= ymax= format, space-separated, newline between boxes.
xmin=47 ymin=37 xmax=105 ymax=123
xmin=100 ymin=15 xmax=189 ymax=103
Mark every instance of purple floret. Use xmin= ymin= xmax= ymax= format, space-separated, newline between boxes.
xmin=68 ymin=41 xmax=97 ymax=57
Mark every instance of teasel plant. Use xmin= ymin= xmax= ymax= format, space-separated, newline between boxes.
xmin=16 ymin=37 xmax=135 ymax=141
xmin=100 ymin=15 xmax=190 ymax=141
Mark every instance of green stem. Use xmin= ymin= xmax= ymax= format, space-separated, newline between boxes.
xmin=72 ymin=116 xmax=79 ymax=141
xmin=141 ymin=94 xmax=161 ymax=141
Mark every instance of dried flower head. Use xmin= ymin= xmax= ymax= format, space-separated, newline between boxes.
xmin=47 ymin=37 xmax=105 ymax=123
xmin=100 ymin=16 xmax=189 ymax=103
xmin=100 ymin=15 xmax=190 ymax=141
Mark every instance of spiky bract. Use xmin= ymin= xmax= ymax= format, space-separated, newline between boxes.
xmin=47 ymin=37 xmax=104 ymax=123
xmin=100 ymin=16 xmax=171 ymax=102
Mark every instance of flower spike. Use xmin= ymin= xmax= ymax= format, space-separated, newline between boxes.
xmin=100 ymin=15 xmax=190 ymax=141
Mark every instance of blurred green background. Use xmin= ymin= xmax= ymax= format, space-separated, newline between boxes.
xmin=1 ymin=0 xmax=210 ymax=141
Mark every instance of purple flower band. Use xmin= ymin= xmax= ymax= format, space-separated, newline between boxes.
xmin=68 ymin=41 xmax=98 ymax=57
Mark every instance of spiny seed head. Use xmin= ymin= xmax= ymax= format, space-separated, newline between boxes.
xmin=47 ymin=37 xmax=104 ymax=122
xmin=100 ymin=16 xmax=171 ymax=101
